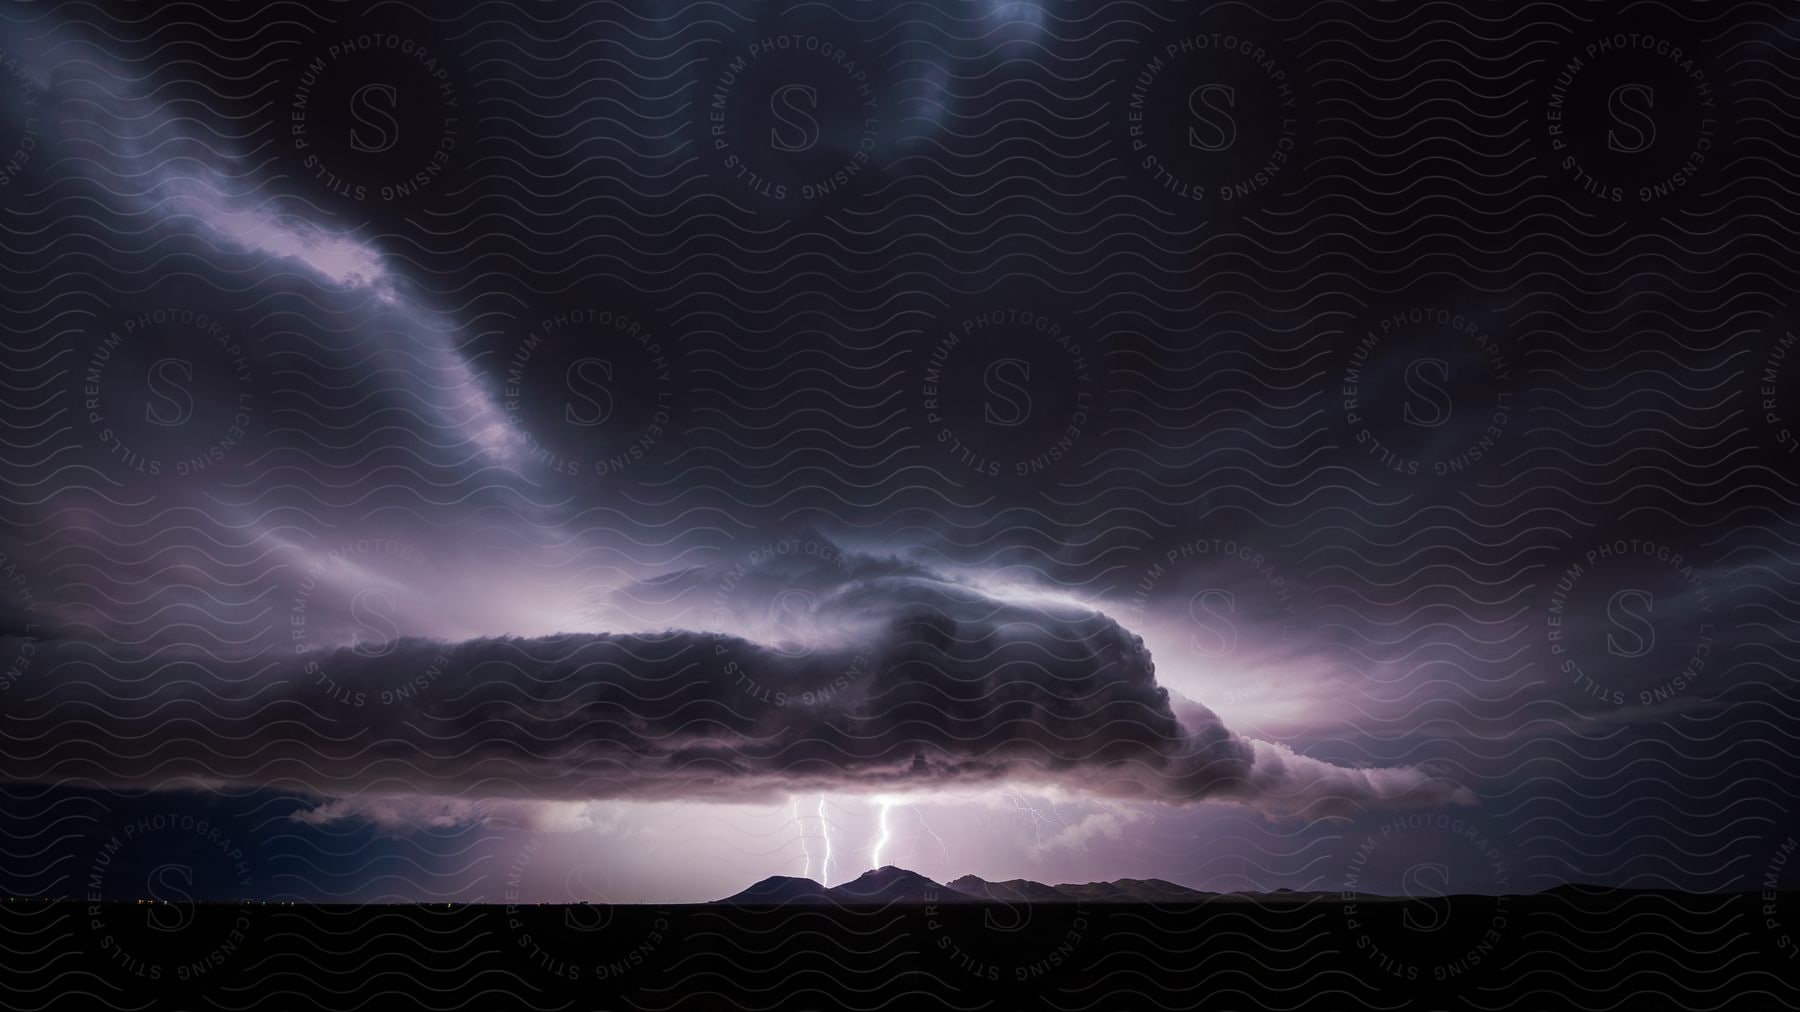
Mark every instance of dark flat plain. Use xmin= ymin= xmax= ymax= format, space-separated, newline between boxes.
xmin=9 ymin=889 xmax=1798 ymax=1010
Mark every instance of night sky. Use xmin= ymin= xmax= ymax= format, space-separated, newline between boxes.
xmin=0 ymin=0 xmax=1795 ymax=921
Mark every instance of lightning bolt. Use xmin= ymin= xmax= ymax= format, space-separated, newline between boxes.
xmin=869 ymin=798 xmax=893 ymax=869
xmin=791 ymin=796 xmax=813 ymax=881
xmin=913 ymin=804 xmax=949 ymax=863
xmin=1000 ymin=792 xmax=1067 ymax=842
xmin=817 ymin=793 xmax=833 ymax=887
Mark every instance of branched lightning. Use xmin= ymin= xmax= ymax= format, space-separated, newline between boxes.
xmin=1000 ymin=791 xmax=1067 ymax=843
xmin=791 ymin=796 xmax=813 ymax=881
xmin=817 ymin=793 xmax=833 ymax=887
xmin=869 ymin=798 xmax=893 ymax=869
xmin=913 ymin=804 xmax=950 ymax=863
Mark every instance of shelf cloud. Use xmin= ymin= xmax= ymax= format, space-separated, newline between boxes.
xmin=2 ymin=544 xmax=1469 ymax=824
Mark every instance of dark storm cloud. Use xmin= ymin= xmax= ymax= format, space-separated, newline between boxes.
xmin=0 ymin=550 xmax=1468 ymax=819
xmin=0 ymin=0 xmax=1792 ymax=916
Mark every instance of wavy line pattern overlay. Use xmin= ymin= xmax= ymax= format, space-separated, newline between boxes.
xmin=1 ymin=0 xmax=1797 ymax=1009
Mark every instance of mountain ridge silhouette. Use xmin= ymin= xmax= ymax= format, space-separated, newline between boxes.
xmin=714 ymin=865 xmax=1316 ymax=905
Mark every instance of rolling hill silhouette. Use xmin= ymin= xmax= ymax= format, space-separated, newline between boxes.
xmin=717 ymin=865 xmax=1249 ymax=905
xmin=714 ymin=866 xmax=1503 ymax=905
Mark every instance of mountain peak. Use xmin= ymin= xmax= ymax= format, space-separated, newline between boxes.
xmin=715 ymin=866 xmax=949 ymax=905
xmin=947 ymin=874 xmax=1072 ymax=903
xmin=828 ymin=865 xmax=942 ymax=903
xmin=716 ymin=874 xmax=831 ymax=905
xmin=716 ymin=868 xmax=1224 ymax=906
